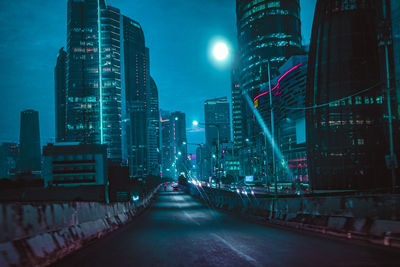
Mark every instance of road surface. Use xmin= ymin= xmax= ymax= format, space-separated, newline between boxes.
xmin=54 ymin=189 xmax=400 ymax=266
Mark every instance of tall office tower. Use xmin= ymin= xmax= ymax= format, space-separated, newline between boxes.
xmin=170 ymin=111 xmax=187 ymax=179
xmin=235 ymin=0 xmax=303 ymax=176
xmin=147 ymin=77 xmax=160 ymax=176
xmin=204 ymin=97 xmax=231 ymax=148
xmin=231 ymin=54 xmax=243 ymax=150
xmin=306 ymin=0 xmax=397 ymax=190
xmin=204 ymin=97 xmax=230 ymax=179
xmin=236 ymin=0 xmax=302 ymax=100
xmin=19 ymin=110 xmax=41 ymax=173
xmin=55 ymin=47 xmax=67 ymax=142
xmin=160 ymin=110 xmax=172 ymax=178
xmin=65 ymin=0 xmax=122 ymax=159
xmin=121 ymin=16 xmax=149 ymax=177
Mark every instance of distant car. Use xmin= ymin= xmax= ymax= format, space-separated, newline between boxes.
xmin=172 ymin=183 xmax=179 ymax=191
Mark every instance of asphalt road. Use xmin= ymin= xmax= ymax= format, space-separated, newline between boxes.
xmin=53 ymin=188 xmax=400 ymax=267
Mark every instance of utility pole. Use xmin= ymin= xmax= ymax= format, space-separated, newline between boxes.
xmin=267 ymin=61 xmax=277 ymax=194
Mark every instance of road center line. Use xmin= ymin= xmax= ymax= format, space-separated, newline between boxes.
xmin=173 ymin=195 xmax=200 ymax=226
xmin=212 ymin=233 xmax=262 ymax=267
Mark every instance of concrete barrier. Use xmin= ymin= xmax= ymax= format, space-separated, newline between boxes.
xmin=189 ymin=185 xmax=400 ymax=249
xmin=0 ymin=185 xmax=160 ymax=267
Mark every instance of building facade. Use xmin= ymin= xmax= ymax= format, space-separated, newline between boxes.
xmin=42 ymin=143 xmax=107 ymax=188
xmin=204 ymin=97 xmax=231 ymax=148
xmin=65 ymin=0 xmax=122 ymax=159
xmin=160 ymin=110 xmax=172 ymax=178
xmin=122 ymin=16 xmax=150 ymax=177
xmin=147 ymin=77 xmax=161 ymax=176
xmin=19 ymin=110 xmax=41 ymax=173
xmin=170 ymin=111 xmax=188 ymax=179
xmin=231 ymin=54 xmax=243 ymax=150
xmin=306 ymin=0 xmax=398 ymax=190
xmin=0 ymin=143 xmax=19 ymax=179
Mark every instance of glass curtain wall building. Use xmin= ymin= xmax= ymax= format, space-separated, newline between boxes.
xmin=65 ymin=0 xmax=122 ymax=159
xmin=147 ymin=77 xmax=161 ymax=176
xmin=235 ymin=0 xmax=303 ymax=177
xmin=306 ymin=0 xmax=398 ymax=190
xmin=121 ymin=16 xmax=149 ymax=177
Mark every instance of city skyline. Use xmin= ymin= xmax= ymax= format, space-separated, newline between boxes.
xmin=0 ymin=0 xmax=317 ymax=153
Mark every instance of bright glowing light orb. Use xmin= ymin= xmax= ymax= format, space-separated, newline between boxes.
xmin=213 ymin=42 xmax=229 ymax=61
xmin=192 ymin=120 xmax=199 ymax=126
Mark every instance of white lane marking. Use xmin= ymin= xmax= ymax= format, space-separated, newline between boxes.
xmin=212 ymin=233 xmax=262 ymax=267
xmin=173 ymin=195 xmax=200 ymax=226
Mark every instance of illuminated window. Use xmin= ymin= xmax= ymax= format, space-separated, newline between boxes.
xmin=267 ymin=1 xmax=280 ymax=8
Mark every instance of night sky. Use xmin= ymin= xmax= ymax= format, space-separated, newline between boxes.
xmin=0 ymin=0 xmax=316 ymax=153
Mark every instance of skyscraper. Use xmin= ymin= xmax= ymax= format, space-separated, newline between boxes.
xmin=121 ymin=16 xmax=149 ymax=177
xmin=161 ymin=110 xmax=172 ymax=178
xmin=147 ymin=77 xmax=160 ymax=175
xmin=235 ymin=0 xmax=303 ymax=177
xmin=204 ymin=97 xmax=231 ymax=180
xmin=235 ymin=0 xmax=302 ymax=102
xmin=170 ymin=111 xmax=188 ymax=179
xmin=19 ymin=110 xmax=41 ymax=173
xmin=204 ymin=97 xmax=231 ymax=149
xmin=306 ymin=0 xmax=398 ymax=190
xmin=55 ymin=47 xmax=66 ymax=142
xmin=231 ymin=54 xmax=243 ymax=150
xmin=65 ymin=0 xmax=122 ymax=159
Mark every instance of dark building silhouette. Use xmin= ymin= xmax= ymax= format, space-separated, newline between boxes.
xmin=147 ymin=77 xmax=161 ymax=175
xmin=65 ymin=0 xmax=122 ymax=159
xmin=19 ymin=110 xmax=41 ymax=173
xmin=306 ymin=0 xmax=398 ymax=190
xmin=55 ymin=47 xmax=66 ymax=142
xmin=122 ymin=16 xmax=149 ymax=177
